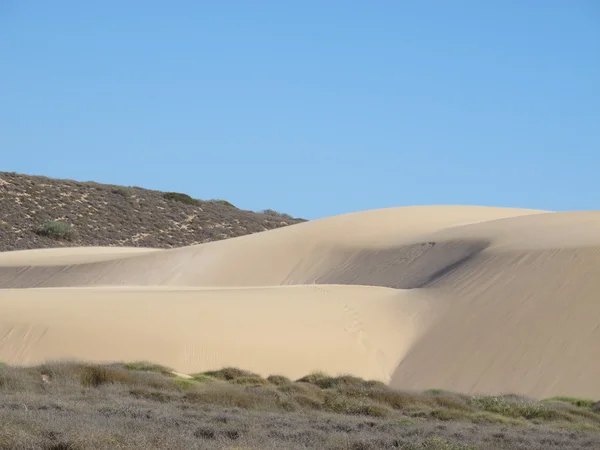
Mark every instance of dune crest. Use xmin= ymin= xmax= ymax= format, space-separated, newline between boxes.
xmin=2 ymin=205 xmax=600 ymax=398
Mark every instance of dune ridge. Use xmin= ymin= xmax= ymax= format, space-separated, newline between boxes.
xmin=2 ymin=205 xmax=600 ymax=399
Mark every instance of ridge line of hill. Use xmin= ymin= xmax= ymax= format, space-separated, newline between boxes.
xmin=0 ymin=171 xmax=305 ymax=252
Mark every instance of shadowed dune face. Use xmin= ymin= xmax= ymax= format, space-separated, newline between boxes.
xmin=391 ymin=247 xmax=600 ymax=398
xmin=0 ymin=205 xmax=542 ymax=289
xmin=0 ymin=239 xmax=490 ymax=289
xmin=312 ymin=240 xmax=489 ymax=289
xmin=2 ymin=205 xmax=600 ymax=399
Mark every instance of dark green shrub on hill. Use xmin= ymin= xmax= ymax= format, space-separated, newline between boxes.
xmin=163 ymin=192 xmax=200 ymax=206
xmin=35 ymin=220 xmax=75 ymax=241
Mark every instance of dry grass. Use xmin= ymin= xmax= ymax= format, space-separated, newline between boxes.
xmin=0 ymin=362 xmax=599 ymax=449
xmin=0 ymin=171 xmax=305 ymax=251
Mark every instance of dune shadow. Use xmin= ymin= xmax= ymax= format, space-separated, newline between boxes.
xmin=314 ymin=240 xmax=490 ymax=289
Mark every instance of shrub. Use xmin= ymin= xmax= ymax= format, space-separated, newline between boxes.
xmin=471 ymin=395 xmax=559 ymax=420
xmin=111 ymin=186 xmax=133 ymax=197
xmin=368 ymin=388 xmax=422 ymax=410
xmin=431 ymin=393 xmax=473 ymax=411
xmin=191 ymin=374 xmax=219 ymax=383
xmin=429 ymin=408 xmax=470 ymax=421
xmin=296 ymin=371 xmax=330 ymax=385
xmin=545 ymin=396 xmax=596 ymax=408
xmin=230 ymin=376 xmax=270 ymax=386
xmin=199 ymin=367 xmax=261 ymax=381
xmin=267 ymin=375 xmax=292 ymax=386
xmin=35 ymin=220 xmax=75 ymax=241
xmin=425 ymin=389 xmax=449 ymax=395
xmin=34 ymin=361 xmax=178 ymax=391
xmin=322 ymin=392 xmax=391 ymax=417
xmin=163 ymin=192 xmax=200 ymax=206
xmin=79 ymin=365 xmax=134 ymax=388
xmin=260 ymin=209 xmax=293 ymax=220
xmin=209 ymin=199 xmax=236 ymax=208
xmin=174 ymin=378 xmax=196 ymax=390
xmin=122 ymin=361 xmax=174 ymax=377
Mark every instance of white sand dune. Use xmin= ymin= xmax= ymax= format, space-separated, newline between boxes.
xmin=0 ymin=285 xmax=431 ymax=382
xmin=2 ymin=205 xmax=600 ymax=399
xmin=0 ymin=246 xmax=160 ymax=267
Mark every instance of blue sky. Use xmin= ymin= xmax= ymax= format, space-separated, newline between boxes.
xmin=1 ymin=1 xmax=598 ymax=219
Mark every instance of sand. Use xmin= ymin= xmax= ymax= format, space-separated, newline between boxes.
xmin=2 ymin=205 xmax=600 ymax=399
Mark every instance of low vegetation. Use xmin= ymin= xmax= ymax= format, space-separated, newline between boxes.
xmin=0 ymin=171 xmax=305 ymax=251
xmin=0 ymin=361 xmax=599 ymax=449
xmin=34 ymin=220 xmax=75 ymax=241
xmin=260 ymin=208 xmax=294 ymax=220
xmin=209 ymin=199 xmax=237 ymax=208
xmin=111 ymin=186 xmax=134 ymax=198
xmin=162 ymin=191 xmax=201 ymax=206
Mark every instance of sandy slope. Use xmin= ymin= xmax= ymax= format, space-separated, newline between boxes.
xmin=0 ymin=246 xmax=159 ymax=267
xmin=0 ymin=285 xmax=431 ymax=382
xmin=2 ymin=205 xmax=600 ymax=399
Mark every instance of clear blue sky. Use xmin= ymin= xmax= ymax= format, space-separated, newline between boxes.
xmin=1 ymin=1 xmax=598 ymax=219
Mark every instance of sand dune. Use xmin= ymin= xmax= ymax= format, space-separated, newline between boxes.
xmin=0 ymin=285 xmax=431 ymax=382
xmin=0 ymin=206 xmax=546 ymax=288
xmin=2 ymin=205 xmax=600 ymax=399
xmin=0 ymin=246 xmax=160 ymax=267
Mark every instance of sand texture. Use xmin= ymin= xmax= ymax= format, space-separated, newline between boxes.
xmin=2 ymin=205 xmax=600 ymax=399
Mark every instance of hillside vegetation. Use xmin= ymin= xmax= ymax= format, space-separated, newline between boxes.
xmin=0 ymin=172 xmax=304 ymax=252
xmin=1 ymin=361 xmax=599 ymax=449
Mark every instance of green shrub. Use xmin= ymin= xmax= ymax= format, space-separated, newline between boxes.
xmin=173 ymin=378 xmax=196 ymax=390
xmin=122 ymin=361 xmax=174 ymax=377
xmin=111 ymin=186 xmax=133 ymax=197
xmin=544 ymin=396 xmax=596 ymax=408
xmin=209 ymin=199 xmax=236 ymax=208
xmin=198 ymin=367 xmax=261 ymax=381
xmin=79 ymin=365 xmax=135 ymax=388
xmin=163 ymin=192 xmax=200 ymax=206
xmin=322 ymin=392 xmax=391 ymax=417
xmin=368 ymin=388 xmax=422 ymax=410
xmin=35 ymin=220 xmax=75 ymax=241
xmin=429 ymin=408 xmax=470 ymax=421
xmin=191 ymin=374 xmax=219 ymax=383
xmin=230 ymin=376 xmax=270 ymax=386
xmin=297 ymin=373 xmax=385 ymax=390
xmin=260 ymin=209 xmax=293 ymax=220
xmin=267 ymin=375 xmax=292 ymax=386
xmin=431 ymin=393 xmax=473 ymax=411
xmin=471 ymin=395 xmax=559 ymax=420
xmin=426 ymin=389 xmax=449 ymax=395
xmin=34 ymin=361 xmax=183 ymax=393
xmin=296 ymin=371 xmax=330 ymax=385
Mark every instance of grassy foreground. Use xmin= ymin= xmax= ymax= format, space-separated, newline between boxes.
xmin=1 ymin=362 xmax=599 ymax=449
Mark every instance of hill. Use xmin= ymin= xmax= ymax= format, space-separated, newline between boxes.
xmin=0 ymin=171 xmax=304 ymax=251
